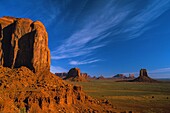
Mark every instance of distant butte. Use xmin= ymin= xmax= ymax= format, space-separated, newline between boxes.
xmin=64 ymin=67 xmax=88 ymax=81
xmin=131 ymin=69 xmax=158 ymax=82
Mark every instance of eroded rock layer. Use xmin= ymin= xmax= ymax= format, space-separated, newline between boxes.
xmin=0 ymin=67 xmax=114 ymax=113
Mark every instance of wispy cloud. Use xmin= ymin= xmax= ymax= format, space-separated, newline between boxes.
xmin=121 ymin=0 xmax=170 ymax=40
xmin=50 ymin=65 xmax=67 ymax=73
xmin=51 ymin=1 xmax=130 ymax=60
xmin=69 ymin=58 xmax=102 ymax=65
xmin=149 ymin=67 xmax=170 ymax=74
xmin=148 ymin=67 xmax=170 ymax=78
xmin=51 ymin=0 xmax=170 ymax=60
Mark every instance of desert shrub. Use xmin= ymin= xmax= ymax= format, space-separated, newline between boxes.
xmin=20 ymin=107 xmax=26 ymax=113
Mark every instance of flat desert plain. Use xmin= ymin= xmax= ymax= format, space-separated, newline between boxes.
xmin=69 ymin=79 xmax=170 ymax=113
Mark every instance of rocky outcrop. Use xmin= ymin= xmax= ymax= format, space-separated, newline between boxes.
xmin=0 ymin=17 xmax=115 ymax=112
xmin=131 ymin=69 xmax=158 ymax=82
xmin=113 ymin=74 xmax=125 ymax=79
xmin=56 ymin=72 xmax=90 ymax=80
xmin=139 ymin=69 xmax=148 ymax=77
xmin=65 ymin=68 xmax=87 ymax=81
xmin=0 ymin=16 xmax=50 ymax=73
xmin=129 ymin=74 xmax=135 ymax=79
xmin=67 ymin=67 xmax=81 ymax=78
xmin=0 ymin=66 xmax=114 ymax=113
xmin=97 ymin=75 xmax=105 ymax=79
xmin=80 ymin=73 xmax=89 ymax=79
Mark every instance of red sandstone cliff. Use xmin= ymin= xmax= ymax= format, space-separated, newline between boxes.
xmin=0 ymin=16 xmax=50 ymax=73
xmin=0 ymin=17 xmax=114 ymax=113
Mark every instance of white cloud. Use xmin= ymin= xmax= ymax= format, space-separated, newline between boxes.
xmin=50 ymin=65 xmax=67 ymax=73
xmin=121 ymin=0 xmax=170 ymax=40
xmin=149 ymin=67 xmax=170 ymax=73
xmin=51 ymin=2 xmax=130 ymax=60
xmin=69 ymin=59 xmax=102 ymax=65
xmin=148 ymin=67 xmax=170 ymax=78
xmin=51 ymin=0 xmax=170 ymax=60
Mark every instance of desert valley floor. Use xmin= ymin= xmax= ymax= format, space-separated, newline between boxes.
xmin=68 ymin=79 xmax=170 ymax=113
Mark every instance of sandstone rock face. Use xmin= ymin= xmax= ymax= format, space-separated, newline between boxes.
xmin=139 ymin=69 xmax=148 ymax=77
xmin=0 ymin=16 xmax=115 ymax=112
xmin=0 ymin=16 xmax=50 ymax=73
xmin=66 ymin=68 xmax=87 ymax=81
xmin=68 ymin=67 xmax=81 ymax=78
xmin=131 ymin=69 xmax=157 ymax=83
xmin=0 ymin=66 xmax=114 ymax=113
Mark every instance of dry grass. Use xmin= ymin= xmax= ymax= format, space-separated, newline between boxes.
xmin=69 ymin=79 xmax=170 ymax=113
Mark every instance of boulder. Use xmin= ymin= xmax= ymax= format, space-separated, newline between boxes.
xmin=0 ymin=16 xmax=50 ymax=73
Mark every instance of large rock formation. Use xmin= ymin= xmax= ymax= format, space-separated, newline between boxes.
xmin=0 ymin=16 xmax=50 ymax=73
xmin=80 ymin=73 xmax=89 ymax=79
xmin=65 ymin=68 xmax=87 ymax=81
xmin=131 ymin=69 xmax=158 ymax=82
xmin=139 ymin=69 xmax=148 ymax=77
xmin=0 ymin=17 xmax=115 ymax=112
xmin=0 ymin=66 xmax=114 ymax=113
xmin=56 ymin=72 xmax=89 ymax=80
xmin=128 ymin=73 xmax=135 ymax=79
xmin=113 ymin=74 xmax=125 ymax=79
xmin=97 ymin=75 xmax=106 ymax=80
xmin=68 ymin=67 xmax=81 ymax=78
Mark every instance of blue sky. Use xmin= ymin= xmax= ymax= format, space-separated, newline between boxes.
xmin=0 ymin=0 xmax=170 ymax=78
